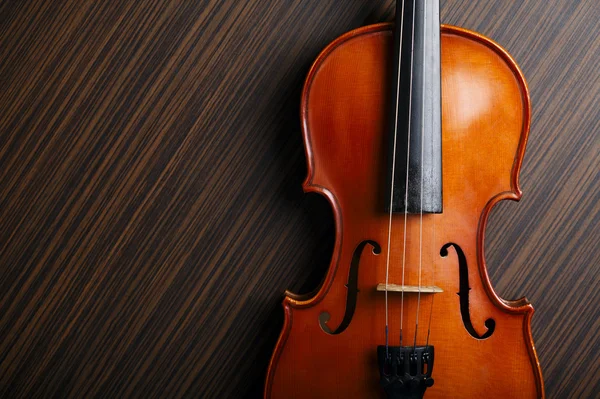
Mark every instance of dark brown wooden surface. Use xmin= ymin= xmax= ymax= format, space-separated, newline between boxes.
xmin=0 ymin=1 xmax=597 ymax=398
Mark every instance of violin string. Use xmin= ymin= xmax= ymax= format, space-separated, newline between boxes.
xmin=426 ymin=0 xmax=438 ymax=349
xmin=384 ymin=0 xmax=405 ymax=357
xmin=413 ymin=0 xmax=427 ymax=350
xmin=426 ymin=216 xmax=436 ymax=348
xmin=400 ymin=0 xmax=417 ymax=348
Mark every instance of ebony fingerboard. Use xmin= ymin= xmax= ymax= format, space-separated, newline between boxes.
xmin=0 ymin=1 xmax=598 ymax=398
xmin=388 ymin=0 xmax=442 ymax=214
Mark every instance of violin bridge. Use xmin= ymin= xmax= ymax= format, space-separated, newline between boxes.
xmin=376 ymin=284 xmax=443 ymax=294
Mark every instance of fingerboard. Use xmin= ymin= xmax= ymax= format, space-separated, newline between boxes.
xmin=387 ymin=0 xmax=442 ymax=214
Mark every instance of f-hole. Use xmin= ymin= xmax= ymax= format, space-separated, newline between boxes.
xmin=319 ymin=240 xmax=381 ymax=335
xmin=441 ymin=242 xmax=495 ymax=340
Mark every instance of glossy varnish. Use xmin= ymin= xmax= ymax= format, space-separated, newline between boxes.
xmin=266 ymin=24 xmax=544 ymax=398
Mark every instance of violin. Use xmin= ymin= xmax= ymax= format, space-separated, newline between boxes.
xmin=265 ymin=1 xmax=544 ymax=397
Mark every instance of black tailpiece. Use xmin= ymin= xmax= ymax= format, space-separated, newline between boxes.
xmin=377 ymin=346 xmax=434 ymax=399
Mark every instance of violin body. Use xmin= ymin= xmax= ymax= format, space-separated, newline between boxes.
xmin=265 ymin=23 xmax=544 ymax=398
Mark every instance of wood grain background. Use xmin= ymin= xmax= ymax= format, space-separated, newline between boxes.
xmin=0 ymin=1 xmax=598 ymax=398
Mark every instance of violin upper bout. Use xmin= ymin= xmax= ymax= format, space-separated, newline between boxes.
xmin=440 ymin=25 xmax=531 ymax=201
xmin=301 ymin=23 xmax=531 ymax=206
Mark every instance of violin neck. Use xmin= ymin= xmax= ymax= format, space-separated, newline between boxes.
xmin=388 ymin=0 xmax=442 ymax=214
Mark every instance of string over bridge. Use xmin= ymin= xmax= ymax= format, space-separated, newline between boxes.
xmin=377 ymin=284 xmax=443 ymax=294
